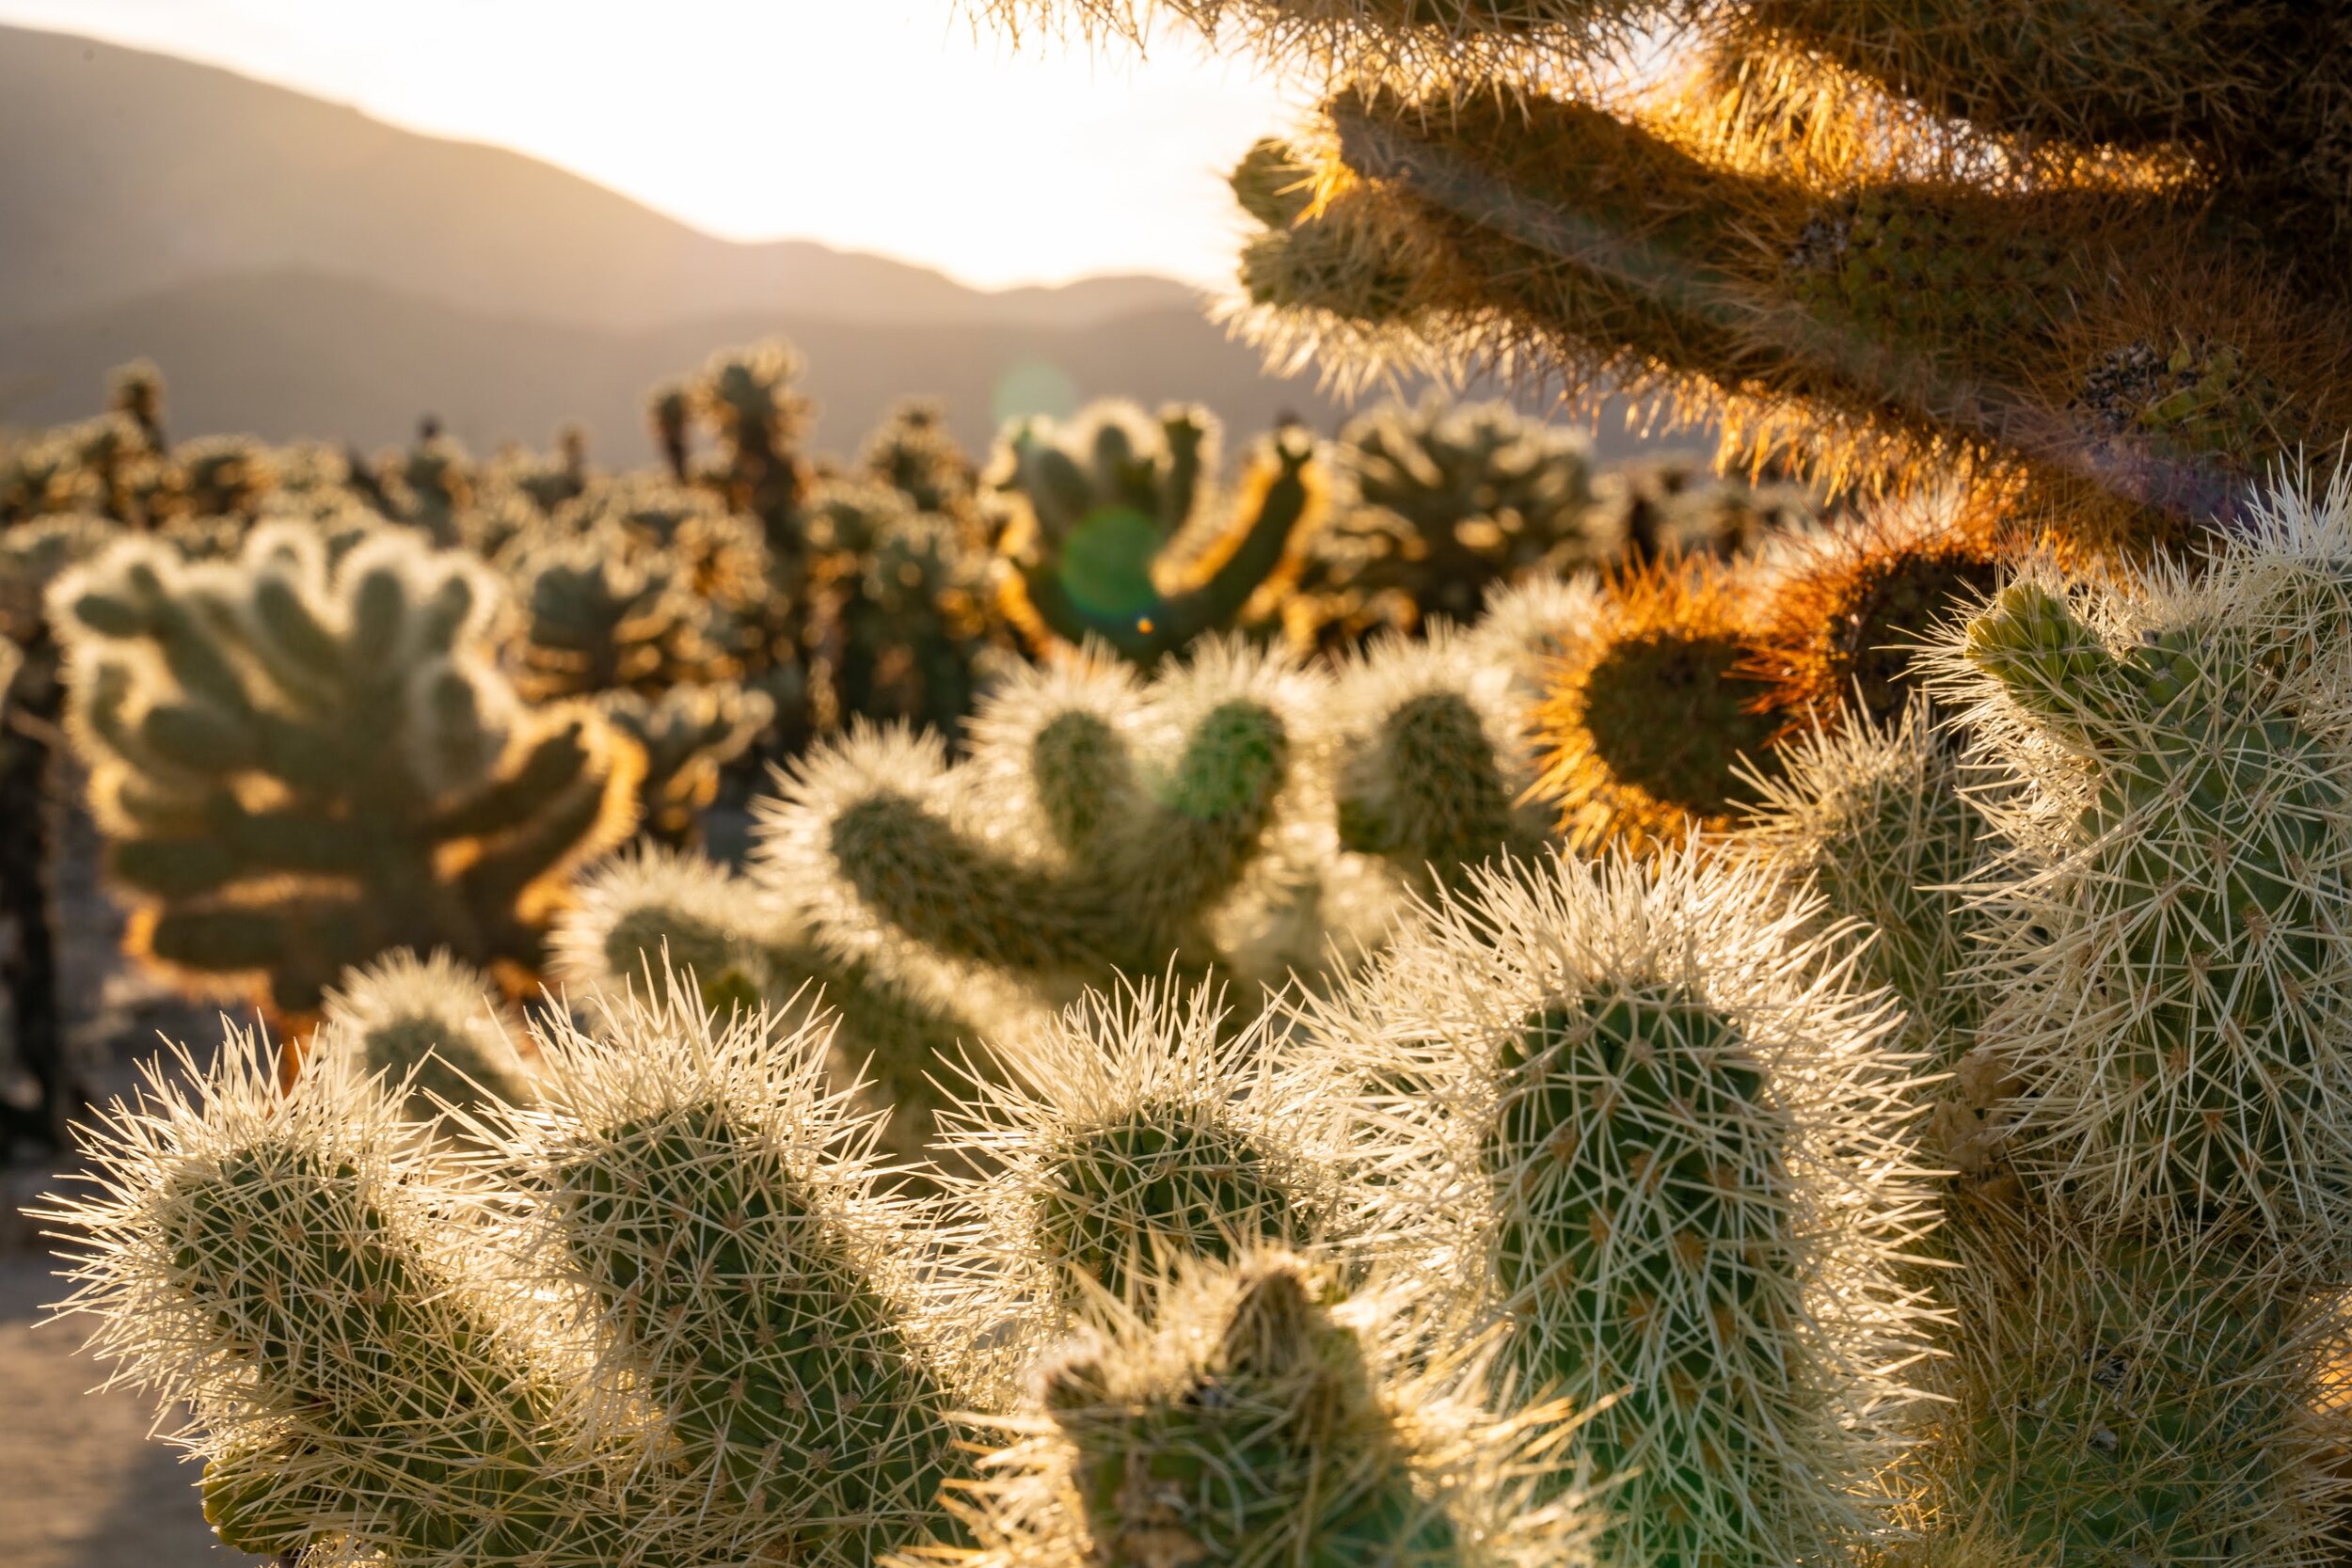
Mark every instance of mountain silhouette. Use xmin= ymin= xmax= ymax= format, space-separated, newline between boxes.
xmin=0 ymin=24 xmax=1674 ymax=465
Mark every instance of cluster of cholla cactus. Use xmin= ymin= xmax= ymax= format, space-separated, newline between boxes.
xmin=44 ymin=522 xmax=643 ymax=1022
xmin=989 ymin=400 xmax=1327 ymax=665
xmin=44 ymin=462 xmax=2352 ymax=1567
xmin=1005 ymin=0 xmax=2352 ymax=556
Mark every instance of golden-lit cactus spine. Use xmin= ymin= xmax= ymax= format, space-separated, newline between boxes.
xmin=939 ymin=979 xmax=1357 ymax=1314
xmin=759 ymin=639 xmax=1325 ymax=1018
xmin=1317 ymin=846 xmax=1936 ymax=1567
xmin=48 ymin=523 xmax=643 ymax=1017
xmin=507 ymin=989 xmax=1009 ymax=1564
xmin=42 ymin=1031 xmax=627 ymax=1565
xmin=936 ymin=1251 xmax=1592 ymax=1568
xmin=991 ymin=400 xmax=1326 ymax=666
xmin=1533 ymin=553 xmax=1786 ymax=854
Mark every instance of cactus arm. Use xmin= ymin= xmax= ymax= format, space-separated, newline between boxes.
xmin=825 ymin=789 xmax=1110 ymax=974
xmin=1160 ymin=429 xmax=1320 ymax=648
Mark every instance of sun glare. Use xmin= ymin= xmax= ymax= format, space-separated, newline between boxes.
xmin=0 ymin=0 xmax=1299 ymax=289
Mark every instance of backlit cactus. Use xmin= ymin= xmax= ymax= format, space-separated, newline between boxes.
xmin=1532 ymin=554 xmax=1786 ymax=854
xmin=1744 ymin=492 xmax=2003 ymax=732
xmin=45 ymin=991 xmax=1028 ymax=1567
xmin=698 ymin=339 xmax=813 ymax=527
xmin=760 ymin=637 xmax=1326 ymax=1022
xmin=1000 ymin=0 xmax=2352 ymax=550
xmin=991 ymin=400 xmax=1326 ymax=665
xmin=44 ymin=1030 xmax=629 ymax=1565
xmin=548 ymin=844 xmax=979 ymax=1166
xmin=1329 ymin=626 xmax=1551 ymax=899
xmin=48 ymin=523 xmax=643 ymax=1017
xmin=1317 ymin=845 xmax=1937 ymax=1567
xmin=1288 ymin=395 xmax=1596 ymax=650
xmin=306 ymin=947 xmax=532 ymax=1126
xmin=940 ymin=979 xmax=1356 ymax=1313
xmin=1949 ymin=566 xmax=2352 ymax=1262
xmin=937 ymin=1251 xmax=1593 ymax=1568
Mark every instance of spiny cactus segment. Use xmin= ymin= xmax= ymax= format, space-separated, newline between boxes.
xmin=1318 ymin=845 xmax=1937 ymax=1566
xmin=1951 ymin=568 xmax=2352 ymax=1263
xmin=307 ymin=947 xmax=532 ymax=1127
xmin=937 ymin=1251 xmax=1594 ymax=1568
xmin=939 ymin=978 xmax=1357 ymax=1315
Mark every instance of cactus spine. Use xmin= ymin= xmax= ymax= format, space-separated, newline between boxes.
xmin=1319 ymin=846 xmax=1936 ymax=1567
xmin=938 ymin=1252 xmax=1594 ymax=1568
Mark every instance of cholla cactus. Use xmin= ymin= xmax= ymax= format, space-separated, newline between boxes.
xmin=865 ymin=398 xmax=982 ymax=520
xmin=1002 ymin=2 xmax=2352 ymax=552
xmin=1287 ymin=394 xmax=1596 ymax=650
xmin=171 ymin=436 xmax=277 ymax=523
xmin=0 ymin=514 xmax=121 ymax=1156
xmin=760 ymin=638 xmax=1327 ymax=1028
xmin=1532 ymin=554 xmax=1787 ymax=854
xmin=1579 ymin=453 xmax=1816 ymax=565
xmin=1314 ymin=846 xmax=1937 ymax=1566
xmin=939 ymin=978 xmax=1358 ymax=1312
xmin=1947 ymin=563 xmax=2352 ymax=1265
xmin=934 ymin=1250 xmax=1593 ymax=1568
xmin=1735 ymin=709 xmax=2017 ymax=1240
xmin=597 ymin=683 xmax=773 ymax=846
xmin=802 ymin=478 xmax=1004 ymax=743
xmin=48 ymin=523 xmax=643 ymax=1017
xmin=698 ymin=340 xmax=813 ymax=527
xmin=43 ymin=1029 xmax=631 ymax=1564
xmin=1329 ymin=626 xmax=1552 ymax=899
xmin=108 ymin=358 xmax=167 ymax=450
xmin=1922 ymin=1216 xmax=2347 ymax=1568
xmin=1745 ymin=491 xmax=2003 ymax=733
xmin=548 ymin=845 xmax=979 ymax=1165
xmin=306 ymin=947 xmax=532 ymax=1126
xmin=506 ymin=529 xmax=733 ymax=702
xmin=991 ymin=400 xmax=1326 ymax=666
xmin=43 ymin=991 xmax=1022 ymax=1566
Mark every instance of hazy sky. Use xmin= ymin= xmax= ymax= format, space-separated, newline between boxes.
xmin=0 ymin=1 xmax=1299 ymax=289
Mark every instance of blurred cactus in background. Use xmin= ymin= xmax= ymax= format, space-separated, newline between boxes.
xmin=0 ymin=514 xmax=122 ymax=1155
xmin=47 ymin=523 xmax=643 ymax=1020
xmin=1287 ymin=393 xmax=1597 ymax=652
xmin=699 ymin=339 xmax=814 ymax=530
xmin=991 ymin=400 xmax=1326 ymax=666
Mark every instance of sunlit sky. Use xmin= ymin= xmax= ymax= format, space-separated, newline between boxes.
xmin=0 ymin=0 xmax=1302 ymax=289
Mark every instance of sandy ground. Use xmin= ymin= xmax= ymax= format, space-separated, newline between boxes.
xmin=0 ymin=1246 xmax=267 ymax=1568
xmin=2 ymin=782 xmax=261 ymax=1567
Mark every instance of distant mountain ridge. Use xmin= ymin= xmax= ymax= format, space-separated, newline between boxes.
xmin=0 ymin=23 xmax=1199 ymax=335
xmin=0 ymin=268 xmax=1419 ymax=459
xmin=0 ymin=24 xmax=1678 ymax=467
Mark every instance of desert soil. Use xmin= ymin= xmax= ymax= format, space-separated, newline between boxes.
xmin=2 ymin=779 xmax=261 ymax=1567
